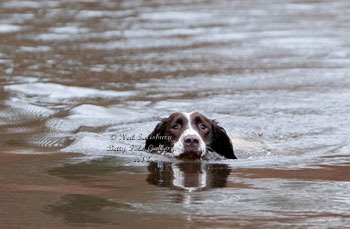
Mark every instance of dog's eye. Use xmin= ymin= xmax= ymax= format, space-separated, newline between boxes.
xmin=199 ymin=124 xmax=207 ymax=130
xmin=171 ymin=124 xmax=180 ymax=130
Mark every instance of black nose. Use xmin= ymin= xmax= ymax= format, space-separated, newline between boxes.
xmin=184 ymin=135 xmax=200 ymax=146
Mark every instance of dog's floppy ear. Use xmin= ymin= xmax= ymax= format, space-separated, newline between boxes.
xmin=210 ymin=121 xmax=237 ymax=159
xmin=145 ymin=119 xmax=168 ymax=150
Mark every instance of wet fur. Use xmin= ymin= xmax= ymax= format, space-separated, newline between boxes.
xmin=145 ymin=114 xmax=236 ymax=159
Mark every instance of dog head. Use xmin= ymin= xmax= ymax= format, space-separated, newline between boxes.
xmin=145 ymin=112 xmax=236 ymax=159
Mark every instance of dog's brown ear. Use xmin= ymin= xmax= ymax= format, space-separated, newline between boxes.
xmin=210 ymin=121 xmax=237 ymax=159
xmin=145 ymin=119 xmax=168 ymax=150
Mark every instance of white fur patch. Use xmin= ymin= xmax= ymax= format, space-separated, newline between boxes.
xmin=172 ymin=112 xmax=206 ymax=157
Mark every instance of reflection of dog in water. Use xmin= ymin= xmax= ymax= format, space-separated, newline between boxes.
xmin=145 ymin=112 xmax=237 ymax=160
xmin=146 ymin=162 xmax=231 ymax=192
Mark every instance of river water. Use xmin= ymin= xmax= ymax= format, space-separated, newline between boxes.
xmin=1 ymin=0 xmax=350 ymax=227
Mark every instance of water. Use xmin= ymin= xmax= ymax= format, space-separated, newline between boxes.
xmin=1 ymin=0 xmax=350 ymax=227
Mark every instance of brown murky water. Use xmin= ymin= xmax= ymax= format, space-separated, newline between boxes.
xmin=1 ymin=0 xmax=350 ymax=228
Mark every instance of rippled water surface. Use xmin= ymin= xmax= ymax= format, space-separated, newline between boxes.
xmin=1 ymin=0 xmax=350 ymax=227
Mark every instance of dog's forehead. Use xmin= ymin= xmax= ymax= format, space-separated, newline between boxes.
xmin=167 ymin=112 xmax=186 ymax=120
xmin=181 ymin=112 xmax=192 ymax=121
xmin=167 ymin=112 xmax=209 ymax=125
xmin=188 ymin=112 xmax=208 ymax=122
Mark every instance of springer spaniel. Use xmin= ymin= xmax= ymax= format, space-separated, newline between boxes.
xmin=145 ymin=112 xmax=237 ymax=159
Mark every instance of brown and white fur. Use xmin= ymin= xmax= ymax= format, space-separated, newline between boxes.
xmin=145 ymin=112 xmax=237 ymax=159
